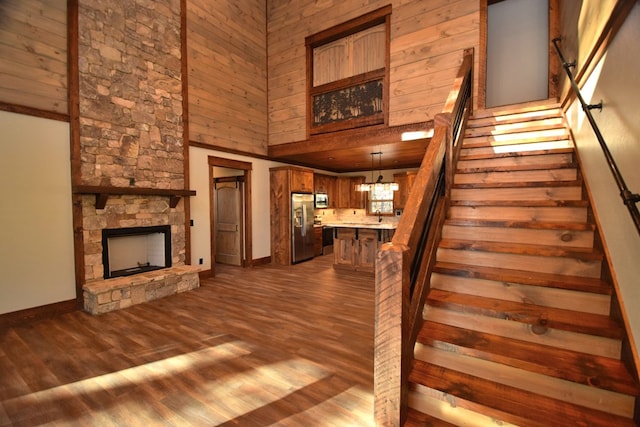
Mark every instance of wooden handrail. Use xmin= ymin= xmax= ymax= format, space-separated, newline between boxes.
xmin=374 ymin=48 xmax=473 ymax=426
xmin=552 ymin=37 xmax=640 ymax=236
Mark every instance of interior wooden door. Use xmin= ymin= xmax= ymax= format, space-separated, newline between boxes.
xmin=214 ymin=180 xmax=243 ymax=266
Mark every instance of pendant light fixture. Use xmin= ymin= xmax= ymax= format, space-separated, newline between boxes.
xmin=356 ymin=151 xmax=399 ymax=192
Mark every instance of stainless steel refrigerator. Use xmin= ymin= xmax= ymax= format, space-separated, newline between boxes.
xmin=291 ymin=193 xmax=315 ymax=263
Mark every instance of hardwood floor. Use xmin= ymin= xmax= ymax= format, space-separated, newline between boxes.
xmin=0 ymin=255 xmax=375 ymax=426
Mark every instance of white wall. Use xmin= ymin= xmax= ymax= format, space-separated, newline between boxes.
xmin=0 ymin=111 xmax=75 ymax=314
xmin=565 ymin=3 xmax=640 ymax=359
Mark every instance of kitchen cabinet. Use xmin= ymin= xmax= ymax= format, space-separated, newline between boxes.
xmin=393 ymin=171 xmax=417 ymax=210
xmin=291 ymin=167 xmax=314 ymax=193
xmin=332 ymin=226 xmax=395 ymax=274
xmin=314 ymin=226 xmax=323 ymax=256
xmin=336 ymin=176 xmax=365 ymax=209
xmin=269 ymin=166 xmax=315 ymax=266
xmin=314 ymin=173 xmax=337 ymax=208
xmin=334 ymin=228 xmax=356 ymax=267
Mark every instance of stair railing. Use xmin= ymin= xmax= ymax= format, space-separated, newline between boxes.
xmin=553 ymin=37 xmax=640 ymax=235
xmin=374 ymin=48 xmax=473 ymax=426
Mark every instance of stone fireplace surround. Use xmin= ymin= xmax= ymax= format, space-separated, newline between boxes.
xmin=80 ymin=194 xmax=199 ymax=315
xmin=76 ymin=0 xmax=200 ymax=314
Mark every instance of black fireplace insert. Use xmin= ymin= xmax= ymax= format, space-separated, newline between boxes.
xmin=102 ymin=225 xmax=172 ymax=279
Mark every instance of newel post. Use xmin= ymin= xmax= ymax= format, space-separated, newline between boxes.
xmin=374 ymin=242 xmax=411 ymax=426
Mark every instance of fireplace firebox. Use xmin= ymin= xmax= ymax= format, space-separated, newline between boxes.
xmin=102 ymin=225 xmax=172 ymax=279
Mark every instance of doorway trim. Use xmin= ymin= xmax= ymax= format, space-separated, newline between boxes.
xmin=479 ymin=0 xmax=560 ymax=109
xmin=208 ymin=156 xmax=253 ymax=277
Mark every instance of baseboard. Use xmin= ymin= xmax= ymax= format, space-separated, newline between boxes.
xmin=198 ymin=269 xmax=212 ymax=280
xmin=0 ymin=299 xmax=78 ymax=329
xmin=251 ymin=256 xmax=271 ymax=267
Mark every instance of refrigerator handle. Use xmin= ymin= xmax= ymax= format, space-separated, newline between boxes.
xmin=301 ymin=203 xmax=307 ymax=237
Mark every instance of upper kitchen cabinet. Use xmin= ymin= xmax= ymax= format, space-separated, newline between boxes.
xmin=314 ymin=173 xmax=337 ymax=207
xmin=290 ymin=167 xmax=314 ymax=193
xmin=336 ymin=176 xmax=365 ymax=209
xmin=393 ymin=171 xmax=417 ymax=210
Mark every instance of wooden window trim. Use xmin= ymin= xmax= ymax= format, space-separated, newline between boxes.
xmin=305 ymin=5 xmax=391 ymax=138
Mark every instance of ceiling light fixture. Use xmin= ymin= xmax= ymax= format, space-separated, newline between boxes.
xmin=356 ymin=151 xmax=399 ymax=192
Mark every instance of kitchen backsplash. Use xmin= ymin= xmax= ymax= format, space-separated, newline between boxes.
xmin=314 ymin=208 xmax=400 ymax=225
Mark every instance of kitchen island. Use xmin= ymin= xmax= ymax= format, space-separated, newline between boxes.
xmin=322 ymin=223 xmax=397 ymax=274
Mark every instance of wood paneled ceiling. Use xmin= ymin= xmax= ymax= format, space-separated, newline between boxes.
xmin=268 ymin=121 xmax=434 ymax=173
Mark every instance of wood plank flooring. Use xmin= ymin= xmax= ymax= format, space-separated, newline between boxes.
xmin=0 ymin=255 xmax=375 ymax=426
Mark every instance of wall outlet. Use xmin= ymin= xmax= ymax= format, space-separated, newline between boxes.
xmin=199 ymin=258 xmax=203 ymax=265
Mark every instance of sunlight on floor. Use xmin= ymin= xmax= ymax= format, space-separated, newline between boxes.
xmin=5 ymin=340 xmax=253 ymax=405
xmin=3 ymin=339 xmax=354 ymax=425
xmin=277 ymin=384 xmax=375 ymax=427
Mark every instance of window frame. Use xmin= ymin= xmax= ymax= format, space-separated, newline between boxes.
xmin=305 ymin=5 xmax=391 ymax=137
xmin=366 ymin=184 xmax=395 ymax=217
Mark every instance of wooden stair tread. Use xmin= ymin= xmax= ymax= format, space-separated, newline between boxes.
xmin=433 ymin=261 xmax=610 ymax=294
xmin=426 ymin=289 xmax=623 ymax=339
xmin=464 ymin=121 xmax=566 ymax=138
xmin=444 ymin=218 xmax=594 ymax=231
xmin=409 ymin=360 xmax=636 ymax=427
xmin=462 ymin=133 xmax=570 ymax=149
xmin=438 ymin=238 xmax=602 ymax=259
xmin=417 ymin=321 xmax=640 ymax=396
xmin=459 ymin=145 xmax=573 ymax=160
xmin=470 ymin=100 xmax=561 ymax=120
xmin=404 ymin=408 xmax=458 ymax=427
xmin=449 ymin=199 xmax=589 ymax=207
xmin=453 ymin=179 xmax=582 ymax=189
xmin=456 ymin=163 xmax=576 ymax=174
xmin=467 ymin=109 xmax=562 ymax=127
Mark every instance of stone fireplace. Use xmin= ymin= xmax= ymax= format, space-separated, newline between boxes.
xmin=76 ymin=0 xmax=199 ymax=314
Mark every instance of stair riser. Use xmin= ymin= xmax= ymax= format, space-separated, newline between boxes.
xmin=448 ymin=206 xmax=588 ymax=222
xmin=442 ymin=224 xmax=594 ymax=248
xmin=457 ymin=153 xmax=574 ymax=170
xmin=451 ymin=186 xmax=583 ymax=202
xmin=430 ymin=273 xmax=610 ymax=315
xmin=423 ymin=306 xmax=622 ymax=359
xmin=436 ymin=248 xmax=602 ymax=278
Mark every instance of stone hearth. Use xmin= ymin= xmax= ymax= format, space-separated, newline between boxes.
xmin=83 ymin=265 xmax=199 ymax=315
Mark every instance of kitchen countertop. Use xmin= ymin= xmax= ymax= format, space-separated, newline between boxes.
xmin=320 ymin=222 xmax=398 ymax=230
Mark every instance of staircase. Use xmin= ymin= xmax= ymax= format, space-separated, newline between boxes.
xmin=406 ymin=102 xmax=640 ymax=426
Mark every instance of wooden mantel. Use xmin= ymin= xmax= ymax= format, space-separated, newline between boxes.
xmin=73 ymin=185 xmax=196 ymax=209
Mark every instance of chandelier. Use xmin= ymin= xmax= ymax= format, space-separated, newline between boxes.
xmin=355 ymin=151 xmax=399 ymax=192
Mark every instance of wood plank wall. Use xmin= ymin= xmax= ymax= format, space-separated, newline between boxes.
xmin=267 ymin=0 xmax=480 ymax=146
xmin=0 ymin=0 xmax=68 ymax=115
xmin=186 ymin=0 xmax=268 ymax=156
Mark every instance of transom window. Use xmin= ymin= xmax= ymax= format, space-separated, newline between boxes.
xmin=305 ymin=6 xmax=391 ymax=136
